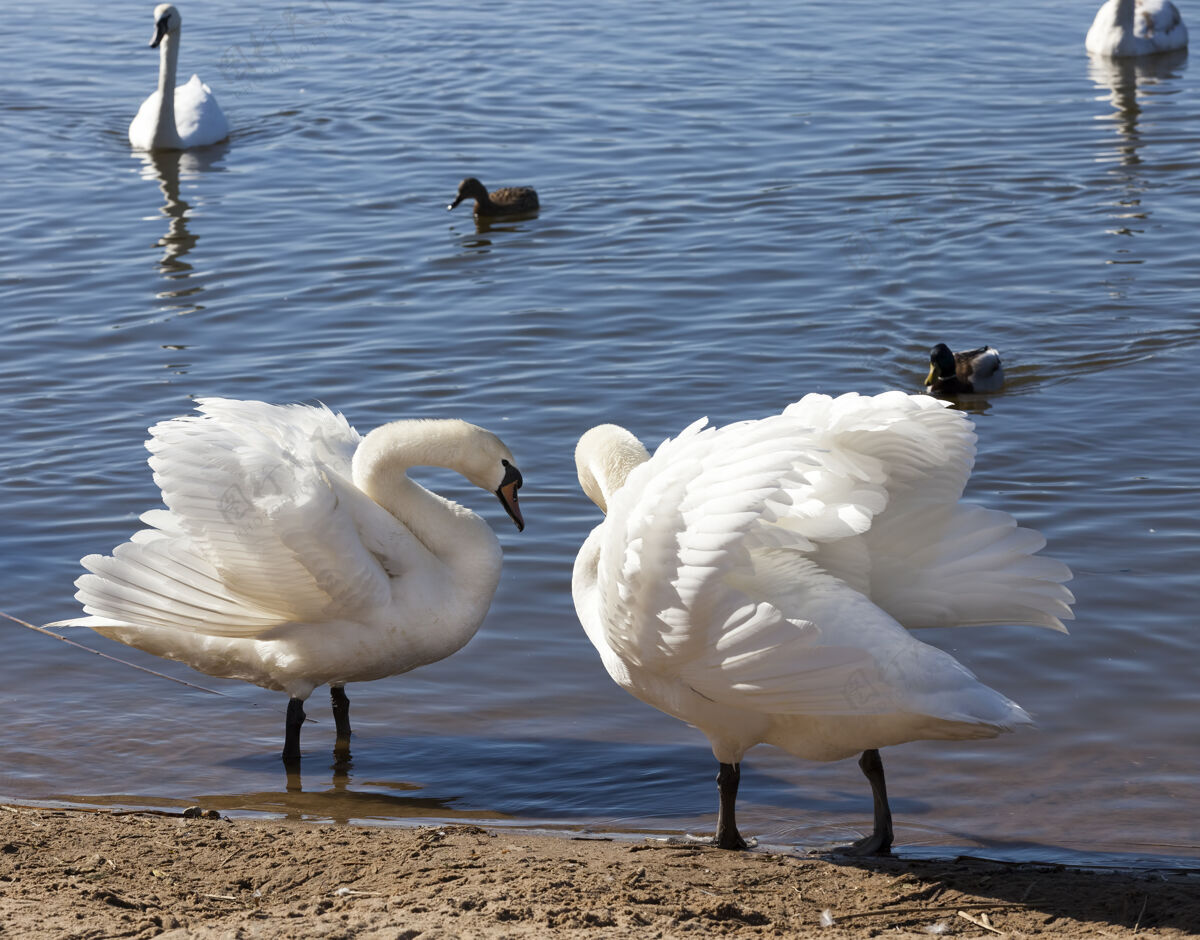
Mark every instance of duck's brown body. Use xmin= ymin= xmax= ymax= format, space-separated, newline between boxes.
xmin=448 ymin=177 xmax=539 ymax=217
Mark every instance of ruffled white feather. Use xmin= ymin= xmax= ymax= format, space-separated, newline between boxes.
xmin=51 ymin=399 xmax=519 ymax=700
xmin=573 ymin=392 xmax=1073 ymax=764
xmin=1086 ymin=0 xmax=1188 ymax=57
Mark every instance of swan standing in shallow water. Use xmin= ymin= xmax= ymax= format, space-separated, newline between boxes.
xmin=128 ymin=4 xmax=230 ymax=151
xmin=1086 ymin=0 xmax=1188 ymax=56
xmin=572 ymin=392 xmax=1073 ymax=853
xmin=51 ymin=399 xmax=524 ymax=762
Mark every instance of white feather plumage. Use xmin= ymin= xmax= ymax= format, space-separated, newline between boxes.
xmin=51 ymin=398 xmax=524 ymax=759
xmin=573 ymin=391 xmax=1073 ymax=850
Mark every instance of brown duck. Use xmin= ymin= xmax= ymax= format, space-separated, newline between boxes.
xmin=448 ymin=177 xmax=539 ymax=218
xmin=924 ymin=343 xmax=1005 ymax=396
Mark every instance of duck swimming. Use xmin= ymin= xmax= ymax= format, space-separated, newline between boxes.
xmin=924 ymin=343 xmax=1004 ymax=396
xmin=448 ymin=177 xmax=539 ymax=218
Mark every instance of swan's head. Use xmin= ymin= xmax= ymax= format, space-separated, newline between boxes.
xmin=574 ymin=424 xmax=650 ymax=515
xmin=150 ymin=4 xmax=181 ymax=48
xmin=925 ymin=343 xmax=956 ymax=386
xmin=438 ymin=421 xmax=524 ymax=532
xmin=448 ymin=177 xmax=489 ymax=211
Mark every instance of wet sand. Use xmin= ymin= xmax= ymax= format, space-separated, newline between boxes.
xmin=1 ymin=804 xmax=1196 ymax=938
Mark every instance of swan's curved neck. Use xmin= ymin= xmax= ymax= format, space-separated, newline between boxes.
xmin=153 ymin=33 xmax=184 ymax=149
xmin=1112 ymin=0 xmax=1137 ymax=29
xmin=578 ymin=427 xmax=649 ymax=514
xmin=351 ymin=421 xmax=494 ymax=566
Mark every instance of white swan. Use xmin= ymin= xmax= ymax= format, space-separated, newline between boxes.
xmin=128 ymin=4 xmax=230 ymax=151
xmin=572 ymin=392 xmax=1073 ymax=853
xmin=1086 ymin=0 xmax=1188 ymax=56
xmin=50 ymin=399 xmax=524 ymax=762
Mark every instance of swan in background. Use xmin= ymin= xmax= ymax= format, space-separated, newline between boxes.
xmin=1086 ymin=0 xmax=1188 ymax=56
xmin=129 ymin=4 xmax=230 ymax=151
xmin=448 ymin=178 xmax=540 ymax=218
xmin=573 ymin=392 xmax=1072 ymax=853
xmin=924 ymin=343 xmax=1005 ymax=396
xmin=50 ymin=399 xmax=524 ymax=763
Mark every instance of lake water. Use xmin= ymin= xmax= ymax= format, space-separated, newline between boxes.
xmin=2 ymin=0 xmax=1198 ymax=869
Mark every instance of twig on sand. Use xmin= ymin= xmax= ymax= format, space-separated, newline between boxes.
xmin=957 ymin=909 xmax=1005 ymax=935
xmin=0 ymin=610 xmax=225 ymax=696
xmin=1133 ymin=895 xmax=1149 ymax=933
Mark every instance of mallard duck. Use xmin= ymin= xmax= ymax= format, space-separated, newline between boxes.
xmin=925 ymin=343 xmax=1004 ymax=396
xmin=50 ymin=399 xmax=524 ymax=764
xmin=572 ymin=392 xmax=1072 ymax=853
xmin=447 ymin=177 xmax=539 ymax=218
xmin=1086 ymin=0 xmax=1187 ymax=57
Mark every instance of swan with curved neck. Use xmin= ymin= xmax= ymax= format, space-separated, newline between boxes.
xmin=572 ymin=393 xmax=1073 ymax=853
xmin=50 ymin=399 xmax=523 ymax=764
xmin=1086 ymin=0 xmax=1188 ymax=57
xmin=129 ymin=4 xmax=230 ymax=151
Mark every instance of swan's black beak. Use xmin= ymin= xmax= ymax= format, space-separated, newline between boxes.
xmin=150 ymin=14 xmax=171 ymax=48
xmin=495 ymin=460 xmax=524 ymax=532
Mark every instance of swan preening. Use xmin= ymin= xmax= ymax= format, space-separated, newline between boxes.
xmin=573 ymin=392 xmax=1073 ymax=853
xmin=51 ymin=399 xmax=524 ymax=763
xmin=448 ymin=178 xmax=540 ymax=218
xmin=129 ymin=4 xmax=230 ymax=151
xmin=1086 ymin=0 xmax=1188 ymax=56
xmin=924 ymin=343 xmax=1005 ymax=396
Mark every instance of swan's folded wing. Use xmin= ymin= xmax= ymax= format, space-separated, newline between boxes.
xmin=681 ymin=557 xmax=1028 ymax=728
xmin=594 ymin=413 xmax=817 ymax=670
xmin=67 ymin=399 xmax=392 ymax=638
xmin=173 ymin=74 xmax=229 ymax=147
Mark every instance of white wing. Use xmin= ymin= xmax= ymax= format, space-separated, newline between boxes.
xmin=783 ymin=393 xmax=1073 ymax=632
xmin=586 ymin=392 xmax=1069 ymax=719
xmin=64 ymin=399 xmax=393 ymax=638
xmin=174 ymin=74 xmax=229 ymax=148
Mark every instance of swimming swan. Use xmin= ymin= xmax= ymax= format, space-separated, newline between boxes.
xmin=924 ymin=343 xmax=1004 ymax=396
xmin=128 ymin=4 xmax=230 ymax=151
xmin=1086 ymin=0 xmax=1188 ymax=56
xmin=448 ymin=178 xmax=540 ymax=218
xmin=572 ymin=392 xmax=1072 ymax=853
xmin=50 ymin=399 xmax=524 ymax=763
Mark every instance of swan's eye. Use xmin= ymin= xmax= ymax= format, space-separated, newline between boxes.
xmin=500 ymin=460 xmax=522 ymax=490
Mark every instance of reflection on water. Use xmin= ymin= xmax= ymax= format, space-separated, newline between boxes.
xmin=135 ymin=143 xmax=229 ymax=309
xmin=1087 ymin=50 xmax=1188 ymax=257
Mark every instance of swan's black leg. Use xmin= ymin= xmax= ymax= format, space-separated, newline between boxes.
xmin=843 ymin=748 xmax=894 ymax=855
xmin=331 ymin=686 xmax=351 ymax=739
xmin=282 ymin=697 xmax=306 ymax=764
xmin=331 ymin=685 xmax=352 ymax=763
xmin=714 ymin=762 xmax=749 ymax=850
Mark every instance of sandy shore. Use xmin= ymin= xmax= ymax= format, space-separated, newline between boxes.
xmin=1 ymin=803 xmax=1196 ymax=938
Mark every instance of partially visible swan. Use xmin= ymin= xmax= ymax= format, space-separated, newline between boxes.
xmin=129 ymin=4 xmax=230 ymax=151
xmin=924 ymin=343 xmax=1005 ymax=396
xmin=572 ymin=392 xmax=1073 ymax=853
xmin=50 ymin=399 xmax=524 ymax=763
xmin=1086 ymin=0 xmax=1188 ymax=56
xmin=448 ymin=178 xmax=540 ymax=218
